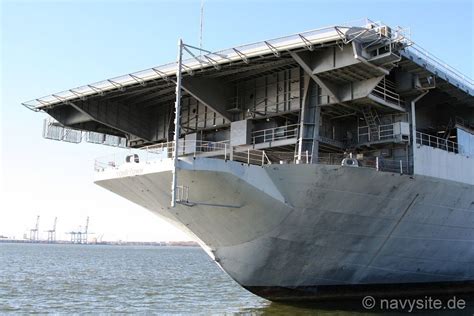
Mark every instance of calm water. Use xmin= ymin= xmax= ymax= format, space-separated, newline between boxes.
xmin=0 ymin=243 xmax=472 ymax=315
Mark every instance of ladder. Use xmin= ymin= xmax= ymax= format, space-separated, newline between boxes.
xmin=362 ymin=106 xmax=381 ymax=142
xmin=442 ymin=118 xmax=454 ymax=140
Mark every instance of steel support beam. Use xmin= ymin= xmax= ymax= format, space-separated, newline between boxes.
xmin=47 ymin=106 xmax=92 ymax=126
xmin=311 ymin=103 xmax=321 ymax=163
xmin=66 ymin=99 xmax=151 ymax=140
xmin=297 ymin=74 xmax=321 ymax=163
xmin=181 ymin=76 xmax=233 ymax=121
xmin=289 ymin=51 xmax=341 ymax=103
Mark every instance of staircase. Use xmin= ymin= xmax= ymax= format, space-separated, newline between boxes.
xmin=361 ymin=107 xmax=381 ymax=141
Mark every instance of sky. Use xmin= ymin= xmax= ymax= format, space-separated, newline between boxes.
xmin=1 ymin=0 xmax=473 ymax=242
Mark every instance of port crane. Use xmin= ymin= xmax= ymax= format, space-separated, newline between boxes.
xmin=29 ymin=215 xmax=39 ymax=241
xmin=67 ymin=216 xmax=90 ymax=244
xmin=45 ymin=217 xmax=57 ymax=242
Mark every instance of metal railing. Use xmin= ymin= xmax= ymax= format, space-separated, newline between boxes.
xmin=270 ymin=151 xmax=411 ymax=174
xmin=232 ymin=148 xmax=272 ymax=166
xmin=373 ymin=156 xmax=412 ymax=174
xmin=416 ymin=131 xmax=459 ymax=153
xmin=266 ymin=151 xmax=311 ymax=164
xmin=94 ymin=133 xmax=414 ymax=175
xmin=94 ymin=140 xmax=229 ymax=172
xmin=358 ymin=122 xmax=397 ymax=142
xmin=370 ymin=77 xmax=401 ymax=106
xmin=252 ymin=124 xmax=299 ymax=144
xmin=267 ymin=151 xmax=412 ymax=174
xmin=454 ymin=116 xmax=474 ymax=130
xmin=94 ymin=142 xmax=413 ymax=175
xmin=146 ymin=140 xmax=229 ymax=157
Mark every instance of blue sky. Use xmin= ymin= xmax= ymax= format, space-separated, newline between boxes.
xmin=1 ymin=0 xmax=473 ymax=241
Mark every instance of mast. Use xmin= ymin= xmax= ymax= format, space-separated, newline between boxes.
xmin=171 ymin=39 xmax=184 ymax=207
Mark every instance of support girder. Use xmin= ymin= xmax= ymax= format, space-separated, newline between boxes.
xmin=84 ymin=99 xmax=150 ymax=140
xmin=289 ymin=51 xmax=341 ymax=103
xmin=289 ymin=49 xmax=397 ymax=109
xmin=62 ymin=99 xmax=151 ymax=140
xmin=47 ymin=106 xmax=92 ymax=126
xmin=181 ymin=77 xmax=233 ymax=121
xmin=339 ymin=76 xmax=384 ymax=101
xmin=127 ymin=86 xmax=175 ymax=105
xmin=311 ymin=45 xmax=361 ymax=74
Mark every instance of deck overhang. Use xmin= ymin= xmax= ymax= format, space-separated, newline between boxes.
xmin=23 ymin=19 xmax=473 ymax=149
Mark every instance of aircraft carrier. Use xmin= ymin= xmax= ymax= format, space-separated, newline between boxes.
xmin=24 ymin=19 xmax=474 ymax=301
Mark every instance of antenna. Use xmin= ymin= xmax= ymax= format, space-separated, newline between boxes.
xmin=199 ymin=0 xmax=204 ymax=53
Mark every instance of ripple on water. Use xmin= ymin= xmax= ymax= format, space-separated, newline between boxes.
xmin=1 ymin=243 xmax=473 ymax=315
xmin=0 ymin=244 xmax=269 ymax=314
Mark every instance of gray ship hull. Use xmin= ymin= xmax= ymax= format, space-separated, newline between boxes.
xmin=95 ymin=157 xmax=474 ymax=301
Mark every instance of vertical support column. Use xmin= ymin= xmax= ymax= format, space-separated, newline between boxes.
xmin=297 ymin=73 xmax=321 ymax=164
xmin=171 ymin=39 xmax=184 ymax=207
xmin=297 ymin=74 xmax=310 ymax=162
xmin=410 ymin=91 xmax=428 ymax=176
xmin=310 ymin=92 xmax=321 ymax=164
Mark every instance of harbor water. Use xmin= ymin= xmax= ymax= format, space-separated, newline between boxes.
xmin=0 ymin=243 xmax=472 ymax=315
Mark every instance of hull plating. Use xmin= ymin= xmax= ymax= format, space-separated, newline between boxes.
xmin=95 ymin=158 xmax=474 ymax=300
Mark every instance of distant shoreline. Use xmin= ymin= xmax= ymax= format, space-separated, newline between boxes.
xmin=0 ymin=239 xmax=199 ymax=247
